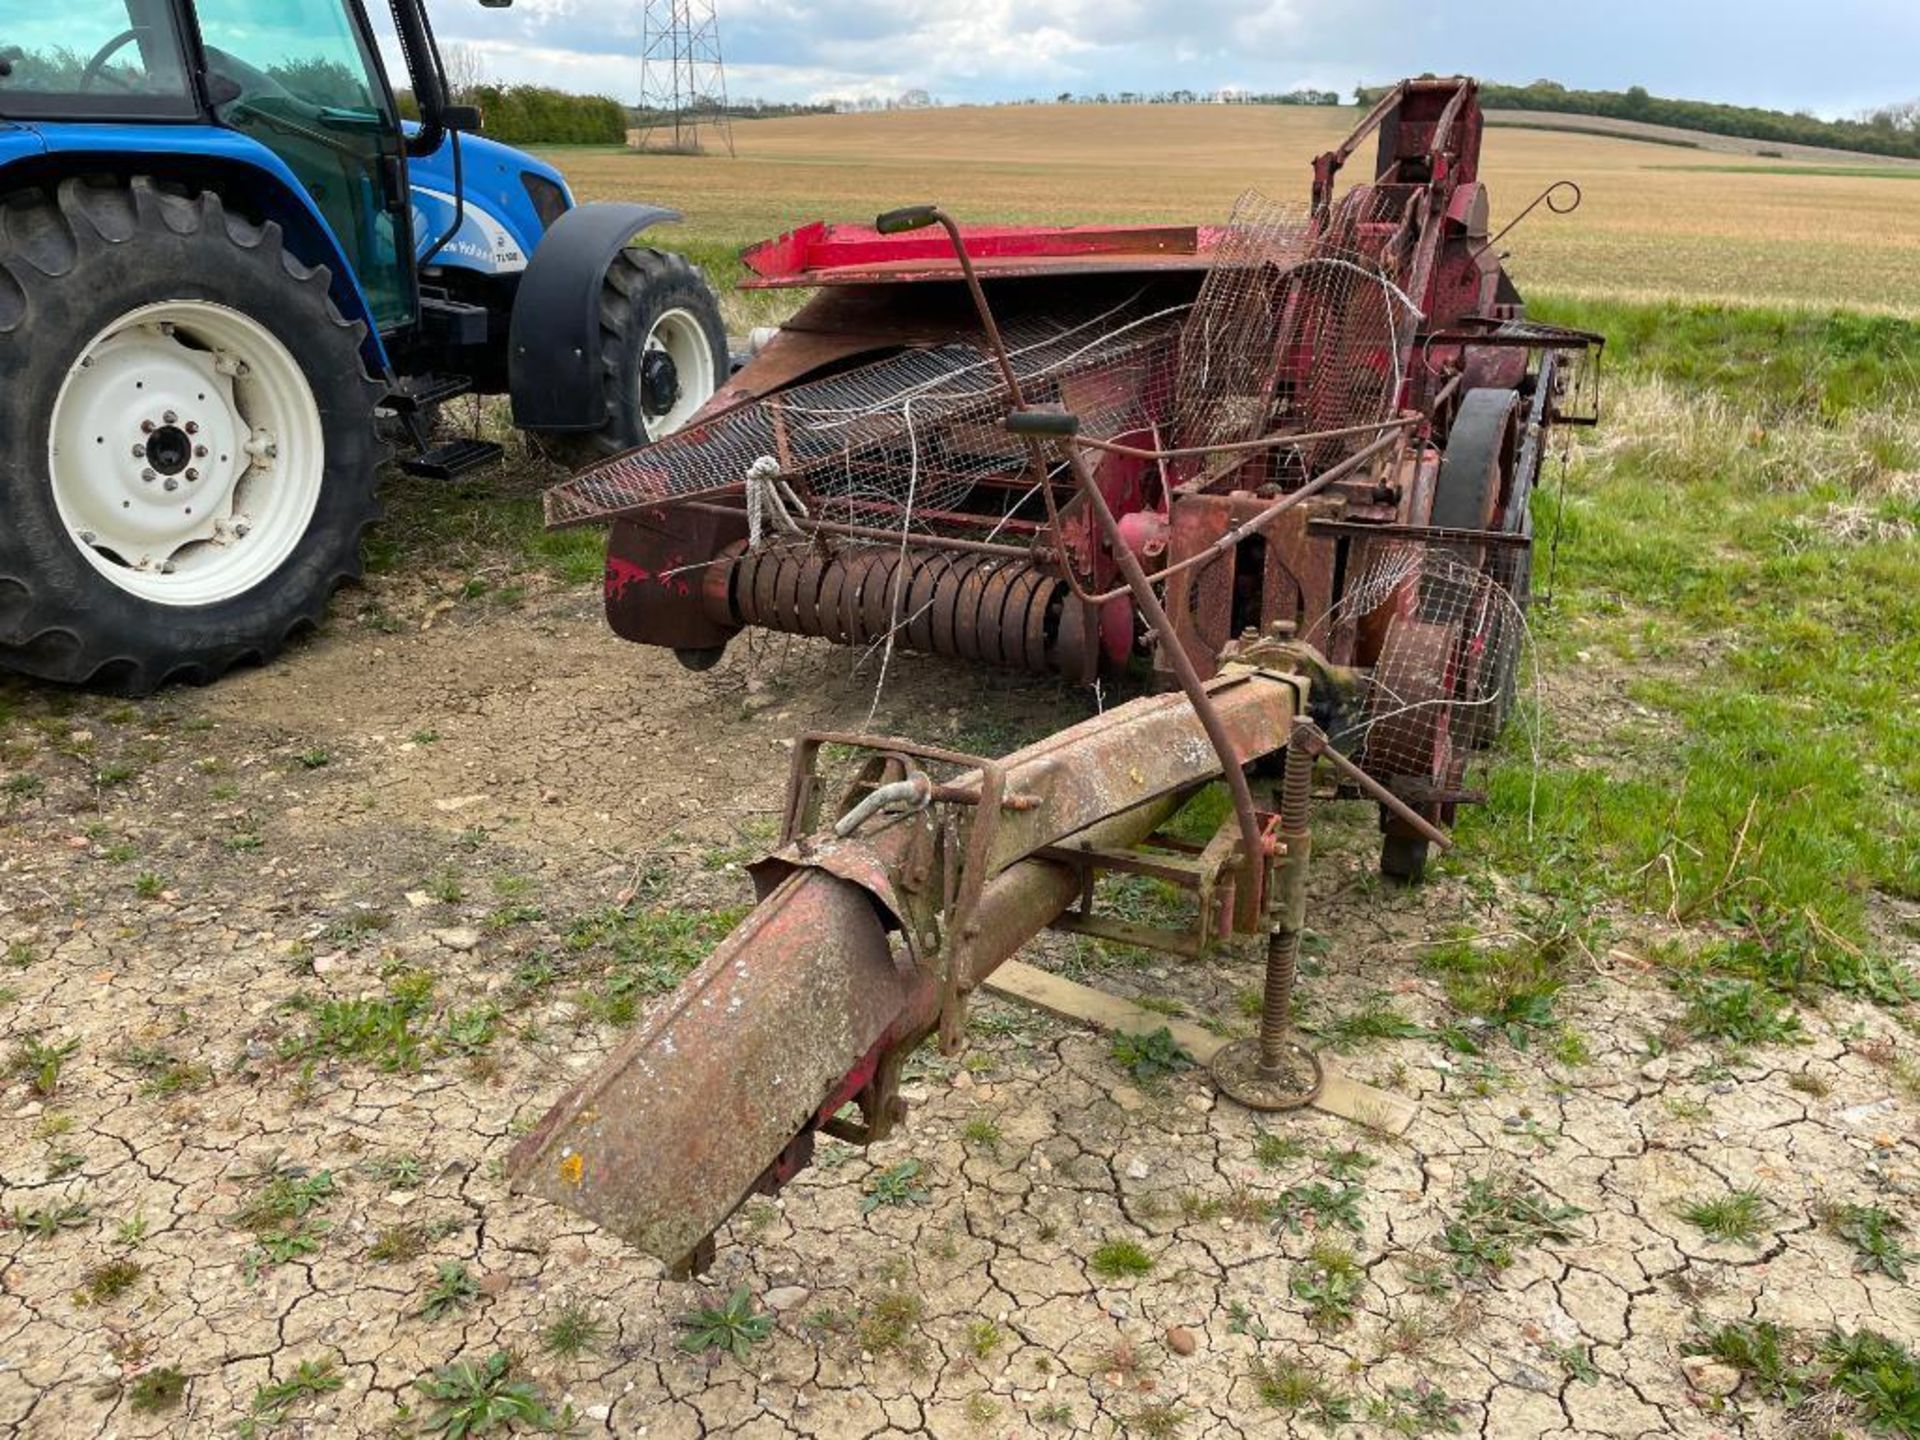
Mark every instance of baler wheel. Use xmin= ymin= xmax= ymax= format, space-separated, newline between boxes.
xmin=1432 ymin=388 xmax=1524 ymax=749
xmin=1366 ymin=613 xmax=1457 ymax=884
xmin=1430 ymin=387 xmax=1519 ymax=540
xmin=1380 ymin=834 xmax=1428 ymax=885
xmin=0 ymin=176 xmax=383 ymax=692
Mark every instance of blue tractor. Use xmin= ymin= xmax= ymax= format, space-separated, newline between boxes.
xmin=0 ymin=0 xmax=729 ymax=690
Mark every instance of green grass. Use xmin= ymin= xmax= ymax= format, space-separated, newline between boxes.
xmin=1678 ymin=1186 xmax=1771 ymax=1245
xmin=1090 ymin=1237 xmax=1155 ymax=1280
xmin=1453 ymin=301 xmax=1920 ymax=1040
xmin=1250 ymin=1356 xmax=1354 ymax=1428
xmin=1533 ymin=298 xmax=1920 ymax=418
xmin=1691 ymin=1321 xmax=1920 ymax=1435
xmin=367 ymin=462 xmax=608 ymax=589
xmin=127 ymin=1366 xmax=187 ymax=1414
xmin=675 ymin=1286 xmax=773 ymax=1362
xmin=566 ymin=901 xmax=750 ymax=1026
xmin=961 ymin=1116 xmax=1003 ymax=1150
xmin=240 ymin=1358 xmax=343 ymax=1436
xmin=541 ymin=1303 xmax=610 ymax=1360
xmin=1110 ymin=1026 xmax=1195 ymax=1085
xmin=1646 ymin=163 xmax=1920 ymax=181
xmin=73 ymin=1258 xmax=142 ymax=1305
xmin=412 ymin=1352 xmax=561 ymax=1437
xmin=1290 ymin=1240 xmax=1366 ymax=1329
xmin=415 ymin=1260 xmax=481 ymax=1321
xmin=1310 ymin=995 xmax=1428 ymax=1051
xmin=1439 ymin=1174 xmax=1584 ymax=1280
xmin=1822 ymin=1203 xmax=1916 ymax=1281
xmin=1253 ymin=1132 xmax=1309 ymax=1168
xmin=1270 ymin=1181 xmax=1364 ymax=1234
xmin=860 ymin=1158 xmax=931 ymax=1213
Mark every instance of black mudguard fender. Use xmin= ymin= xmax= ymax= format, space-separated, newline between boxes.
xmin=507 ymin=201 xmax=680 ymax=431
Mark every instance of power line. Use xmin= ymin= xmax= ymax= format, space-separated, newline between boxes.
xmin=635 ymin=0 xmax=736 ymax=156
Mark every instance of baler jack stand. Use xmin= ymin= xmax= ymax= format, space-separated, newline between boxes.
xmin=1211 ymin=719 xmax=1325 ymax=1111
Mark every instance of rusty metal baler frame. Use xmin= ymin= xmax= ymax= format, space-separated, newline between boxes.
xmin=546 ymin=75 xmax=1601 ymax=882
xmin=511 ymin=77 xmax=1604 ymax=1272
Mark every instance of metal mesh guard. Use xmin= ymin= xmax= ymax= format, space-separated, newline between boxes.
xmin=1323 ymin=543 xmax=1527 ymax=785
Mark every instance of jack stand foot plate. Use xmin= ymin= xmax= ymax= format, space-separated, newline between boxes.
xmin=1210 ymin=1034 xmax=1324 ymax=1112
xmin=983 ymin=961 xmax=1418 ymax=1134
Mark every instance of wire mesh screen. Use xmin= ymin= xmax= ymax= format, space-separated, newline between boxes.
xmin=1323 ymin=543 xmax=1527 ymax=784
xmin=1165 ymin=189 xmax=1419 ymax=469
xmin=543 ymin=193 xmax=1420 ymax=539
xmin=1168 ymin=191 xmax=1310 ymax=450
xmin=544 ymin=299 xmax=1184 ymax=532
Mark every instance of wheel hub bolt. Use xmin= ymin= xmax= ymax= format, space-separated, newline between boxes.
xmin=162 ymin=410 xmax=178 ymax=425
xmin=185 ymin=422 xmax=199 ymax=435
xmin=140 ymin=419 xmax=156 ymax=433
xmin=233 ymin=522 xmax=251 ymax=538
xmin=194 ymin=445 xmax=207 ymax=459
xmin=162 ymin=478 xmax=179 ymax=492
xmin=185 ymin=468 xmax=198 ymax=482
xmin=131 ymin=444 xmax=147 ymax=458
xmin=141 ymin=468 xmax=156 ymax=483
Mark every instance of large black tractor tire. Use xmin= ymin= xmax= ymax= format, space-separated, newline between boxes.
xmin=536 ymin=247 xmax=729 ymax=465
xmin=0 ymin=176 xmax=382 ymax=693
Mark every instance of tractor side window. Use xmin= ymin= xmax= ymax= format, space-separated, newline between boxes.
xmin=0 ymin=0 xmax=193 ymax=115
xmin=194 ymin=0 xmax=413 ymax=330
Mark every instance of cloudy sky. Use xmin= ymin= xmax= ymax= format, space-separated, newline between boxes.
xmin=412 ymin=0 xmax=1917 ymax=118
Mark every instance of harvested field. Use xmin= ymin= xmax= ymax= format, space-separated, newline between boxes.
xmin=3 ymin=105 xmax=1919 ymax=1440
xmin=556 ymin=104 xmax=1920 ymax=316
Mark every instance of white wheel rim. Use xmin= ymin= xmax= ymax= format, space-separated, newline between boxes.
xmin=48 ymin=299 xmax=325 ymax=607
xmin=639 ymin=307 xmax=716 ymax=441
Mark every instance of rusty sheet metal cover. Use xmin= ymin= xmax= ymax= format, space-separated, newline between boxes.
xmin=978 ymin=669 xmax=1303 ymax=878
xmin=507 ymin=868 xmax=923 ymax=1263
xmin=741 ymin=220 xmax=1227 ymax=288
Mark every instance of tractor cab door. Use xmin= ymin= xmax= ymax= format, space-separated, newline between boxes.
xmin=191 ymin=0 xmax=415 ymax=331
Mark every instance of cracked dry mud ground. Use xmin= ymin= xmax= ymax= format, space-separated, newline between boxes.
xmin=1 ymin=575 xmax=1915 ymax=1440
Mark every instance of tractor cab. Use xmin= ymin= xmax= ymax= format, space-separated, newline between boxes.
xmin=3 ymin=0 xmax=423 ymax=327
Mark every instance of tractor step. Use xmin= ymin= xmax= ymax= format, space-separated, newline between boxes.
xmin=400 ymin=437 xmax=503 ymax=480
xmin=385 ymin=372 xmax=474 ymax=413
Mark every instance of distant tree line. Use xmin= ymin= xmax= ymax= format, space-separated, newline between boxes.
xmin=628 ymin=97 xmax=838 ymax=123
xmin=1355 ymin=79 xmax=1920 ymax=161
xmin=1036 ymin=87 xmax=1342 ymax=107
xmin=398 ymin=83 xmax=626 ymax=145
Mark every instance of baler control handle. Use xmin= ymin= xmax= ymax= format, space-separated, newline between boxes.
xmin=875 ymin=205 xmax=941 ymax=235
xmin=1004 ymin=408 xmax=1081 ymax=438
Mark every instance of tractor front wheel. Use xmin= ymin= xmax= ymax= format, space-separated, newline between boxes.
xmin=0 ymin=176 xmax=381 ymax=692
xmin=537 ymin=247 xmax=728 ymax=464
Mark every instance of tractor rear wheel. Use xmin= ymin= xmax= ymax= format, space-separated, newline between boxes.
xmin=0 ymin=176 xmax=382 ymax=692
xmin=537 ymin=247 xmax=728 ymax=464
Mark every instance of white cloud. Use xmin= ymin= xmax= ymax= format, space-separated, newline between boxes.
xmin=400 ymin=0 xmax=1916 ymax=113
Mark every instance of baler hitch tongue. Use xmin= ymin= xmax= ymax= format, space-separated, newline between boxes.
xmin=509 ymin=659 xmax=1320 ymax=1271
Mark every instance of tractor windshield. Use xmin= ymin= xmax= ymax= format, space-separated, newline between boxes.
xmin=0 ymin=0 xmax=196 ymax=119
